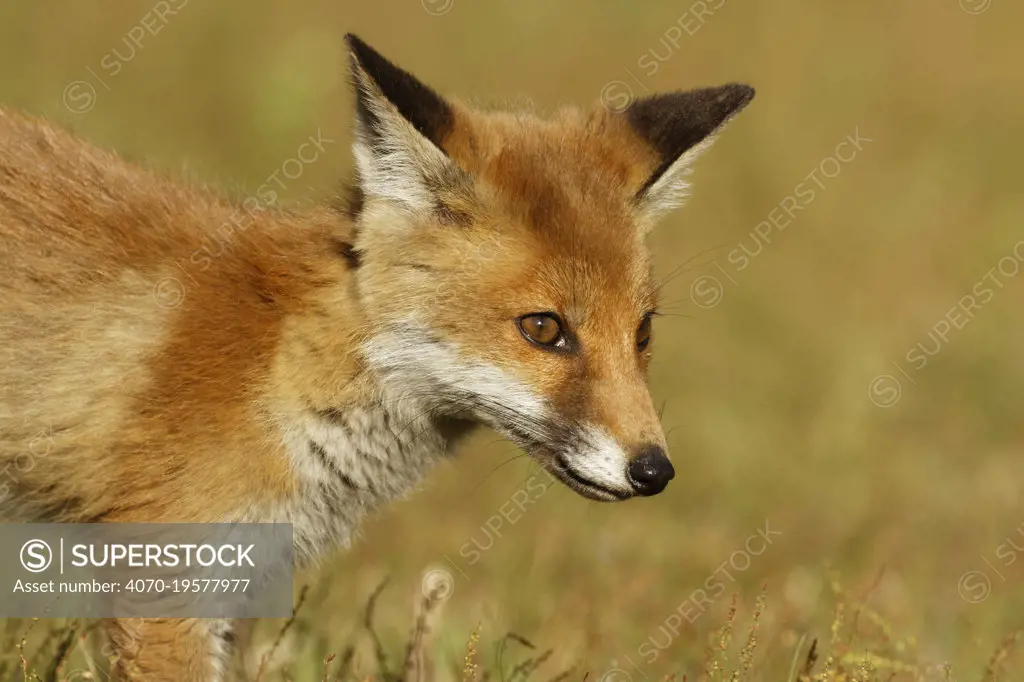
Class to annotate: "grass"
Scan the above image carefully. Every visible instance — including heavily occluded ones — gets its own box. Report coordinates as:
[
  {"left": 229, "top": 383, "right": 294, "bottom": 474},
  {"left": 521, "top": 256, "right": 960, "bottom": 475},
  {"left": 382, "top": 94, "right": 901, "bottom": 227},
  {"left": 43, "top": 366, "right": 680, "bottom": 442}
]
[
  {"left": 2, "top": 0, "right": 1024, "bottom": 679},
  {"left": 5, "top": 573, "right": 1019, "bottom": 680}
]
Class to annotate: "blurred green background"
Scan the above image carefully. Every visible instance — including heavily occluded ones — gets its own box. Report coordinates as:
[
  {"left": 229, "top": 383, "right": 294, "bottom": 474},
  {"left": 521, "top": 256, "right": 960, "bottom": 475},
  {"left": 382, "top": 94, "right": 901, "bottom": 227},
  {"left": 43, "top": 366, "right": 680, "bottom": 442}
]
[{"left": 2, "top": 0, "right": 1024, "bottom": 679}]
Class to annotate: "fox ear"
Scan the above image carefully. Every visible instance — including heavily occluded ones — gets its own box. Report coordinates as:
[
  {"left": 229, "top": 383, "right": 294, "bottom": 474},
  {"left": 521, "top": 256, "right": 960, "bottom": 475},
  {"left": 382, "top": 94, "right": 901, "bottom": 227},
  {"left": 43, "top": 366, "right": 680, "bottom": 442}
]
[
  {"left": 345, "top": 34, "right": 466, "bottom": 214},
  {"left": 623, "top": 84, "right": 754, "bottom": 222}
]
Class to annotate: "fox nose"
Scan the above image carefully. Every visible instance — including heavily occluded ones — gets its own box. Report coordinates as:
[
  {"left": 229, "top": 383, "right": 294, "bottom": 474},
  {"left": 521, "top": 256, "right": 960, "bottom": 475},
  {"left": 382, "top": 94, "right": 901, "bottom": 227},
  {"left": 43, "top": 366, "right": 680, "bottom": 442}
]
[{"left": 627, "top": 446, "right": 675, "bottom": 496}]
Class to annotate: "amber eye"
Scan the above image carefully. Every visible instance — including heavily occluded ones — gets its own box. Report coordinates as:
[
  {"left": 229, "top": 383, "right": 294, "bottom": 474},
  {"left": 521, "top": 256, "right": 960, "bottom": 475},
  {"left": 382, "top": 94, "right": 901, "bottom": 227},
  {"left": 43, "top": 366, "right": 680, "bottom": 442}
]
[
  {"left": 518, "top": 314, "right": 565, "bottom": 348},
  {"left": 637, "top": 315, "right": 653, "bottom": 352}
]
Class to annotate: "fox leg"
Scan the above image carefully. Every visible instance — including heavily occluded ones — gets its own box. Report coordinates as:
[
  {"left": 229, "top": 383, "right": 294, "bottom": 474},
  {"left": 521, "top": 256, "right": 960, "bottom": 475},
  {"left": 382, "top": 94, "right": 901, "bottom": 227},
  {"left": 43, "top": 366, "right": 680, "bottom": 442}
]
[{"left": 107, "top": 617, "right": 234, "bottom": 682}]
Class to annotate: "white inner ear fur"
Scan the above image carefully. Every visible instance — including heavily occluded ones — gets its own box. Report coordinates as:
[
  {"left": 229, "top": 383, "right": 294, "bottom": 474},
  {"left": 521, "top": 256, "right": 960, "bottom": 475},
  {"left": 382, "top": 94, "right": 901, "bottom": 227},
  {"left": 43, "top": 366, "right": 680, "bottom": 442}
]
[
  {"left": 635, "top": 134, "right": 718, "bottom": 231},
  {"left": 351, "top": 77, "right": 456, "bottom": 214}
]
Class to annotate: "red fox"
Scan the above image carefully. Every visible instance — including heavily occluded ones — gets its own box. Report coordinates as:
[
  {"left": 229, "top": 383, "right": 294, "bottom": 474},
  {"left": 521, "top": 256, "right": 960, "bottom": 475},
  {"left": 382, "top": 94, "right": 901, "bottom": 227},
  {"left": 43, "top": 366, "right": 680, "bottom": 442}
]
[{"left": 0, "top": 35, "right": 753, "bottom": 680}]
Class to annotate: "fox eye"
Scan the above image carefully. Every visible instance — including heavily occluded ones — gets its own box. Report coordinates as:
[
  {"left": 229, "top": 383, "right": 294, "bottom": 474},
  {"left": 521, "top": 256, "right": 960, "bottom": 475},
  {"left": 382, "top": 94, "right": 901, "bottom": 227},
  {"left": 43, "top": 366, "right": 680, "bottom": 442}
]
[
  {"left": 637, "top": 315, "right": 653, "bottom": 352},
  {"left": 518, "top": 314, "right": 566, "bottom": 349}
]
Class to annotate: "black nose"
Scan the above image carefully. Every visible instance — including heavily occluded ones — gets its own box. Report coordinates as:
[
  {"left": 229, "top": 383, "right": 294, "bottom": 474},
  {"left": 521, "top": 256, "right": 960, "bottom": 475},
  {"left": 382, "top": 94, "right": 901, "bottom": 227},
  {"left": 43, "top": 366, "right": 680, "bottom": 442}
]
[{"left": 627, "top": 446, "right": 675, "bottom": 496}]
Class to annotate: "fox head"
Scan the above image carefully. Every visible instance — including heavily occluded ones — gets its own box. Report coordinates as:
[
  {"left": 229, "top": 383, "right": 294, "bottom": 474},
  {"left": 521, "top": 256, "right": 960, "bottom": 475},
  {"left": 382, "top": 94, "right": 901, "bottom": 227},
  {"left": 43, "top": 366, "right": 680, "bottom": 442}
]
[{"left": 344, "top": 35, "right": 753, "bottom": 501}]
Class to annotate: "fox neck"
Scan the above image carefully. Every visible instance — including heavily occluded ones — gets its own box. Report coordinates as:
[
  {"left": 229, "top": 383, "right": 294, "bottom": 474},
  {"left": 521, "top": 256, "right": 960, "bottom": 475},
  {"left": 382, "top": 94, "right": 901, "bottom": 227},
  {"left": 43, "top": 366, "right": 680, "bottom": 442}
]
[
  {"left": 268, "top": 398, "right": 456, "bottom": 561},
  {"left": 259, "top": 234, "right": 475, "bottom": 560}
]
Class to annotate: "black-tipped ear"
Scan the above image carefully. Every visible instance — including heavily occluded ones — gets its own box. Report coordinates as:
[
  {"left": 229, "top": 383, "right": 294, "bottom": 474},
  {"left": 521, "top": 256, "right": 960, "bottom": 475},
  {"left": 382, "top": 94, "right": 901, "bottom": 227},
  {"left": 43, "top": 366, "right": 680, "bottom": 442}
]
[
  {"left": 344, "top": 35, "right": 469, "bottom": 217},
  {"left": 345, "top": 34, "right": 453, "bottom": 152},
  {"left": 626, "top": 84, "right": 754, "bottom": 199}
]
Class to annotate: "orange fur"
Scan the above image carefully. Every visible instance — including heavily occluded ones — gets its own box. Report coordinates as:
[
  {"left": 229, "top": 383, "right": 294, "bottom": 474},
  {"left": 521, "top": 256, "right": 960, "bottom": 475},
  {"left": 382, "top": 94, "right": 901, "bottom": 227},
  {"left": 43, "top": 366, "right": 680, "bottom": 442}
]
[{"left": 0, "top": 35, "right": 752, "bottom": 680}]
